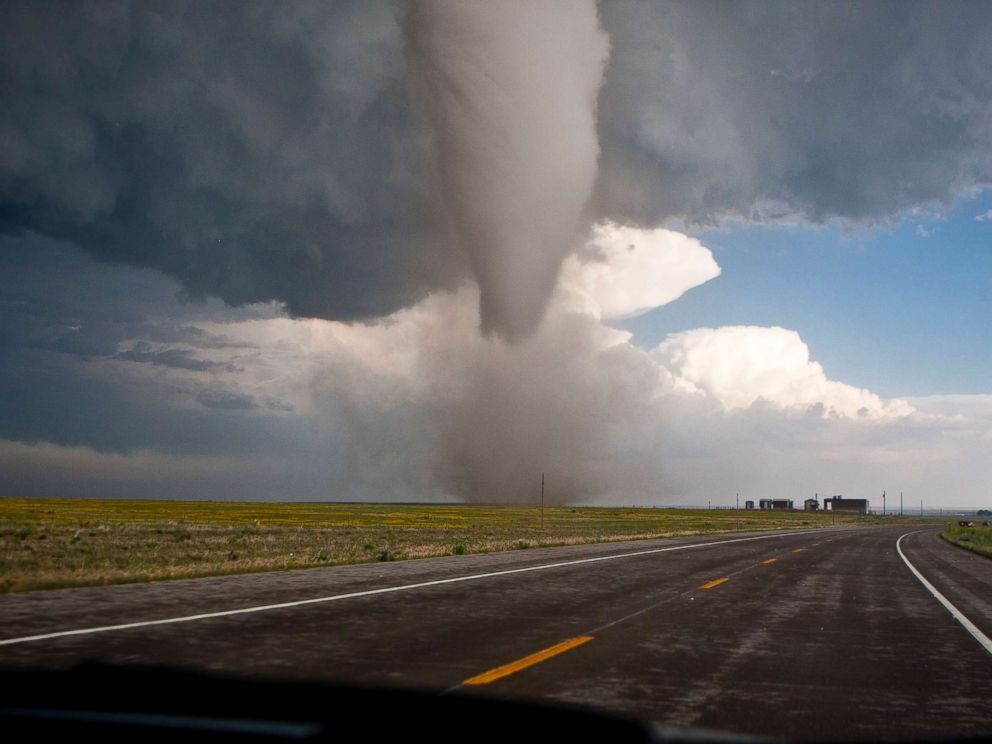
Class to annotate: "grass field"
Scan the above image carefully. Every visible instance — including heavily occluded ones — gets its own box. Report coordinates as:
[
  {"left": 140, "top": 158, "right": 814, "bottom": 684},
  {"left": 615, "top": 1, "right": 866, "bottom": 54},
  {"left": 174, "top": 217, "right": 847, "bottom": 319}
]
[
  {"left": 1, "top": 497, "right": 888, "bottom": 592},
  {"left": 940, "top": 526, "right": 992, "bottom": 559}
]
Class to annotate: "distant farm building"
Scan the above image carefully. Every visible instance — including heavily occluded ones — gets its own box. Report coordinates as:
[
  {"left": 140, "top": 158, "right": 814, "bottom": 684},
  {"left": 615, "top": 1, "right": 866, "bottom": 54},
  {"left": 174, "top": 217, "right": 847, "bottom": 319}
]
[
  {"left": 824, "top": 495, "right": 868, "bottom": 514},
  {"left": 804, "top": 498, "right": 820, "bottom": 511},
  {"left": 745, "top": 500, "right": 755, "bottom": 510},
  {"left": 759, "top": 499, "right": 794, "bottom": 510}
]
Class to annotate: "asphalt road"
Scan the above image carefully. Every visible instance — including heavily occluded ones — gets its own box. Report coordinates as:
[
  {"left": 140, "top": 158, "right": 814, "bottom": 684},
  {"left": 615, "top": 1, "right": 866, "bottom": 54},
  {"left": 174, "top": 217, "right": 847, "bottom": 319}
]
[{"left": 1, "top": 525, "right": 990, "bottom": 740}]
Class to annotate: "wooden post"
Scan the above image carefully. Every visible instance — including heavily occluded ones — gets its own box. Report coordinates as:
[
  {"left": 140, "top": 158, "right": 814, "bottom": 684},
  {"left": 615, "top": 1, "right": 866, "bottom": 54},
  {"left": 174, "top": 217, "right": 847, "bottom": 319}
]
[{"left": 541, "top": 471, "right": 545, "bottom": 529}]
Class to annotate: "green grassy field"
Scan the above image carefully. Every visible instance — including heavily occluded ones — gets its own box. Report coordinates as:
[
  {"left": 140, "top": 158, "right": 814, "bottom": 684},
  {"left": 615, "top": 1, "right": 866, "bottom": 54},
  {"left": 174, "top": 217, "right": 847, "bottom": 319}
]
[
  {"left": 940, "top": 525, "right": 992, "bottom": 559},
  {"left": 1, "top": 497, "right": 887, "bottom": 593}
]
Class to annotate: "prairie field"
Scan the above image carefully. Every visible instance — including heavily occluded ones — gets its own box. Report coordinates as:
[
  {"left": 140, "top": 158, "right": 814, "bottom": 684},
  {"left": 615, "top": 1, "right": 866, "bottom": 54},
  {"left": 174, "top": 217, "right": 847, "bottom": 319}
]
[
  {"left": 941, "top": 525, "right": 992, "bottom": 559},
  {"left": 1, "top": 498, "right": 882, "bottom": 592}
]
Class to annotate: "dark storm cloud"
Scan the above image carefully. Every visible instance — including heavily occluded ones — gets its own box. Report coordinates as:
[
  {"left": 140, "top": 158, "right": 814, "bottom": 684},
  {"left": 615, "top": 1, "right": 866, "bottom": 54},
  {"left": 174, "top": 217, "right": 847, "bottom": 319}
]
[
  {"left": 0, "top": 234, "right": 284, "bottom": 456},
  {"left": 0, "top": 234, "right": 265, "bottom": 359},
  {"left": 1, "top": 344, "right": 268, "bottom": 455},
  {"left": 196, "top": 388, "right": 258, "bottom": 410},
  {"left": 132, "top": 323, "right": 251, "bottom": 349},
  {"left": 116, "top": 342, "right": 234, "bottom": 372},
  {"left": 3, "top": 1, "right": 990, "bottom": 329},
  {"left": 597, "top": 0, "right": 992, "bottom": 225},
  {"left": 0, "top": 0, "right": 460, "bottom": 322}
]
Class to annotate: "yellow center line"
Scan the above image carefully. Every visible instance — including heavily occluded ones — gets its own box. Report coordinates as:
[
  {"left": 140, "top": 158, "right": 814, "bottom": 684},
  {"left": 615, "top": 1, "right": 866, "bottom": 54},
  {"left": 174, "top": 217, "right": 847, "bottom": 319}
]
[
  {"left": 463, "top": 635, "right": 594, "bottom": 686},
  {"left": 700, "top": 577, "right": 729, "bottom": 589},
  {"left": 762, "top": 558, "right": 777, "bottom": 564},
  {"left": 792, "top": 548, "right": 805, "bottom": 553}
]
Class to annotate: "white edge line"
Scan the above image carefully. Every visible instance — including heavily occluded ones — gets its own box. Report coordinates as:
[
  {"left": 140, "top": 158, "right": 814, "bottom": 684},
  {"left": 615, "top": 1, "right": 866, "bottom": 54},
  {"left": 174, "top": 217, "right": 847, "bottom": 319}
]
[
  {"left": 2, "top": 528, "right": 832, "bottom": 647},
  {"left": 896, "top": 531, "right": 992, "bottom": 656}
]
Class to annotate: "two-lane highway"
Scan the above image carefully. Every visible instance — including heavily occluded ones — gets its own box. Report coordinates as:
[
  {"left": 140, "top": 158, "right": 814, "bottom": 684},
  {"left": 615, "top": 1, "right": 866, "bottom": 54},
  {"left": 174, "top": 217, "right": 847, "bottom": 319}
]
[{"left": 1, "top": 526, "right": 989, "bottom": 740}]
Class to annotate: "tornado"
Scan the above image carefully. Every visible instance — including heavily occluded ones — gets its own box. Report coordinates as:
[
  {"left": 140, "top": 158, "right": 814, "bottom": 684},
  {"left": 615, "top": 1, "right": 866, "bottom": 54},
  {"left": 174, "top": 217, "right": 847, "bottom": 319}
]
[{"left": 407, "top": 0, "right": 610, "bottom": 341}]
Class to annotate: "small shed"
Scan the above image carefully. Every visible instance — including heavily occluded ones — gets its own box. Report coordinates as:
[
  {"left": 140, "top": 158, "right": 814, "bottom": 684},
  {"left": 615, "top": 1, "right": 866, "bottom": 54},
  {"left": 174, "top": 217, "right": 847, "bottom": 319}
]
[
  {"left": 759, "top": 499, "right": 794, "bottom": 510},
  {"left": 823, "top": 495, "right": 868, "bottom": 514}
]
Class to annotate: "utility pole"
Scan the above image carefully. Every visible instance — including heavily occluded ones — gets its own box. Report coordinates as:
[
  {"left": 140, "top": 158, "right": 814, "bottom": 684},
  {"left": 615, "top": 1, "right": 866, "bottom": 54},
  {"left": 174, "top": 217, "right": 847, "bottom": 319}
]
[
  {"left": 921, "top": 499, "right": 924, "bottom": 517},
  {"left": 900, "top": 491, "right": 903, "bottom": 516},
  {"left": 540, "top": 471, "right": 545, "bottom": 529},
  {"left": 736, "top": 492, "right": 740, "bottom": 531},
  {"left": 883, "top": 490, "right": 886, "bottom": 516}
]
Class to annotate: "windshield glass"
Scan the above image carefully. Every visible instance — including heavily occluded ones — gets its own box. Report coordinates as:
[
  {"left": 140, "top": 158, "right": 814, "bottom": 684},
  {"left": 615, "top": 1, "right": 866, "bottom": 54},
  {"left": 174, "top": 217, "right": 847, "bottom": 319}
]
[{"left": 1, "top": 1, "right": 990, "bottom": 741}]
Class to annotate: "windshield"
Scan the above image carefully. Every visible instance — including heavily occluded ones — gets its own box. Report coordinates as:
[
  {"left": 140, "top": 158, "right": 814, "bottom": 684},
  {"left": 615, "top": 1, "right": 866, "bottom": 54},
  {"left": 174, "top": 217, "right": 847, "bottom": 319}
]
[{"left": 1, "top": 1, "right": 990, "bottom": 741}]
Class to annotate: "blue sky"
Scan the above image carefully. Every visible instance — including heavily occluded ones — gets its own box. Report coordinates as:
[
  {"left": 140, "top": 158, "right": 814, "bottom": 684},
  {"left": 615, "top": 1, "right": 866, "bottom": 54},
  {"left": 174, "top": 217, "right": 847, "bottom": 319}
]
[{"left": 620, "top": 190, "right": 992, "bottom": 397}]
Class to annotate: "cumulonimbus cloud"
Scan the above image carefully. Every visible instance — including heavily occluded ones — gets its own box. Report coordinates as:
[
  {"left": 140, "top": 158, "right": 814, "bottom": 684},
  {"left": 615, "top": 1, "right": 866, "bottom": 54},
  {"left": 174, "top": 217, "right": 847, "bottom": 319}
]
[
  {"left": 188, "top": 224, "right": 919, "bottom": 503},
  {"left": 1, "top": 225, "right": 985, "bottom": 504},
  {"left": 2, "top": 2, "right": 990, "bottom": 330},
  {"left": 654, "top": 326, "right": 914, "bottom": 419},
  {"left": 2, "top": 3, "right": 990, "bottom": 506}
]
